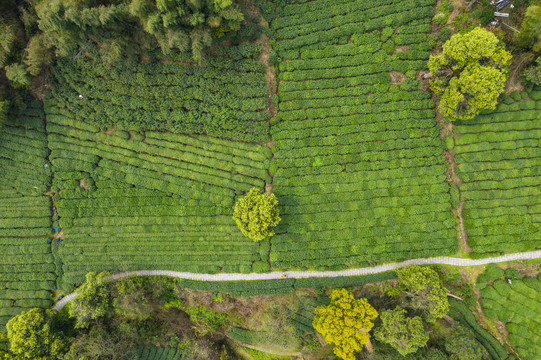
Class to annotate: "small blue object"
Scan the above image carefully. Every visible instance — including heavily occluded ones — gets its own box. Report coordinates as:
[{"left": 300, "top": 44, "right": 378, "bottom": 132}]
[
  {"left": 59, "top": 295, "right": 63, "bottom": 300},
  {"left": 47, "top": 240, "right": 50, "bottom": 245},
  {"left": 58, "top": 239, "right": 63, "bottom": 244},
  {"left": 53, "top": 226, "right": 59, "bottom": 231}
]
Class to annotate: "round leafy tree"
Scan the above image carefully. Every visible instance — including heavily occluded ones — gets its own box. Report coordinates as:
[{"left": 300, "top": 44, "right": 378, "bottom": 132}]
[
  {"left": 233, "top": 187, "right": 280, "bottom": 241},
  {"left": 6, "top": 308, "right": 70, "bottom": 358},
  {"left": 313, "top": 288, "right": 378, "bottom": 360},
  {"left": 428, "top": 27, "right": 512, "bottom": 121},
  {"left": 374, "top": 306, "right": 429, "bottom": 356},
  {"left": 396, "top": 264, "right": 449, "bottom": 322}
]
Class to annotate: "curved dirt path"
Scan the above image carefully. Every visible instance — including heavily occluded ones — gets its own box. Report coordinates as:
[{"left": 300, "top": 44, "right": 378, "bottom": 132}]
[{"left": 53, "top": 250, "right": 541, "bottom": 310}]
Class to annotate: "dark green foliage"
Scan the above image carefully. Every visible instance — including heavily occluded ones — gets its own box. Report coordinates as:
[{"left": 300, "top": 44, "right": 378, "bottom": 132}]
[
  {"left": 444, "top": 324, "right": 485, "bottom": 360},
  {"left": 503, "top": 268, "right": 523, "bottom": 281},
  {"left": 448, "top": 298, "right": 508, "bottom": 360},
  {"left": 522, "top": 57, "right": 541, "bottom": 86},
  {"left": 48, "top": 44, "right": 270, "bottom": 140},
  {"left": 476, "top": 264, "right": 504, "bottom": 290},
  {"left": 438, "top": 27, "right": 451, "bottom": 42},
  {"left": 34, "top": 0, "right": 244, "bottom": 65}
]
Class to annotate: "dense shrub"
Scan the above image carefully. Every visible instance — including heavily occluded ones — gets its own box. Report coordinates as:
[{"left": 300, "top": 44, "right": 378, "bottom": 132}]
[{"left": 233, "top": 188, "right": 280, "bottom": 241}]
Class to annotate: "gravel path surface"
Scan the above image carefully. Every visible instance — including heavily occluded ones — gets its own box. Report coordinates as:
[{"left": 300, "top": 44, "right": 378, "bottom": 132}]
[{"left": 53, "top": 250, "right": 541, "bottom": 310}]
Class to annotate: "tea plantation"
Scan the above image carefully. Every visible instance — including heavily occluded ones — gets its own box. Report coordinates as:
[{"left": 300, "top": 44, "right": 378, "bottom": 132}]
[
  {"left": 452, "top": 90, "right": 541, "bottom": 255},
  {"left": 0, "top": 0, "right": 540, "bottom": 337},
  {"left": 268, "top": 0, "right": 458, "bottom": 268},
  {"left": 480, "top": 276, "right": 541, "bottom": 359},
  {"left": 44, "top": 99, "right": 272, "bottom": 290},
  {"left": 0, "top": 100, "right": 55, "bottom": 331},
  {"left": 49, "top": 45, "right": 270, "bottom": 142}
]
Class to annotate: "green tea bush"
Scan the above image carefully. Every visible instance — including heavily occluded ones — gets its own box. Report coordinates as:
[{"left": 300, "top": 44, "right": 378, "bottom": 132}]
[
  {"left": 42, "top": 109, "right": 273, "bottom": 287},
  {"left": 49, "top": 45, "right": 270, "bottom": 142}
]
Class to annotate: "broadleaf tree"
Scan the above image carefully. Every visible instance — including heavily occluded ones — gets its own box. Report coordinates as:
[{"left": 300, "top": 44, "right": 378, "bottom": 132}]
[
  {"left": 517, "top": 3, "right": 541, "bottom": 52},
  {"left": 395, "top": 264, "right": 449, "bottom": 322},
  {"left": 233, "top": 187, "right": 280, "bottom": 241},
  {"left": 428, "top": 27, "right": 512, "bottom": 121},
  {"left": 6, "top": 308, "right": 70, "bottom": 359},
  {"left": 313, "top": 288, "right": 378, "bottom": 360},
  {"left": 374, "top": 306, "right": 429, "bottom": 356},
  {"left": 69, "top": 271, "right": 112, "bottom": 329}
]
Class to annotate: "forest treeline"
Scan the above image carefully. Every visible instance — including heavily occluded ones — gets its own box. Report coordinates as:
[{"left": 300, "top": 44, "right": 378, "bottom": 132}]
[{"left": 0, "top": 0, "right": 245, "bottom": 125}]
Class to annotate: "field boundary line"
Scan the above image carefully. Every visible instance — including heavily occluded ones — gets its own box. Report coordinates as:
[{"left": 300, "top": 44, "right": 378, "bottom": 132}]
[{"left": 52, "top": 250, "right": 541, "bottom": 310}]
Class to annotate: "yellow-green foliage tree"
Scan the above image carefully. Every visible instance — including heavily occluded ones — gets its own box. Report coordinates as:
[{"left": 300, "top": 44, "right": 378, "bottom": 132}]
[
  {"left": 313, "top": 288, "right": 378, "bottom": 360},
  {"left": 6, "top": 308, "right": 70, "bottom": 359},
  {"left": 428, "top": 27, "right": 512, "bottom": 121},
  {"left": 233, "top": 188, "right": 280, "bottom": 241}
]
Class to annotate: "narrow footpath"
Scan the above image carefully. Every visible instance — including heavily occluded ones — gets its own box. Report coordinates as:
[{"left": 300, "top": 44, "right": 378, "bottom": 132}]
[{"left": 53, "top": 250, "right": 541, "bottom": 310}]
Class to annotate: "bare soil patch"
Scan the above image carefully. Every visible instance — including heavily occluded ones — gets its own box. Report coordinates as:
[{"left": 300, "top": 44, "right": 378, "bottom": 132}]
[
  {"left": 79, "top": 178, "right": 90, "bottom": 191},
  {"left": 389, "top": 71, "right": 407, "bottom": 84},
  {"left": 257, "top": 33, "right": 278, "bottom": 118},
  {"left": 265, "top": 182, "right": 274, "bottom": 195},
  {"left": 393, "top": 45, "right": 409, "bottom": 53},
  {"left": 453, "top": 202, "right": 471, "bottom": 253}
]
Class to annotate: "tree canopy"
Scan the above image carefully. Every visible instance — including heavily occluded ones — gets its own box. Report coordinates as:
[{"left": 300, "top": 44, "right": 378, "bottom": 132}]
[
  {"left": 233, "top": 187, "right": 280, "bottom": 241},
  {"left": 6, "top": 308, "right": 69, "bottom": 359},
  {"left": 517, "top": 3, "right": 541, "bottom": 52},
  {"left": 374, "top": 306, "right": 429, "bottom": 356},
  {"left": 69, "top": 271, "right": 113, "bottom": 329},
  {"left": 428, "top": 27, "right": 512, "bottom": 121},
  {"left": 395, "top": 264, "right": 449, "bottom": 322},
  {"left": 313, "top": 288, "right": 379, "bottom": 360},
  {"left": 35, "top": 0, "right": 244, "bottom": 65}
]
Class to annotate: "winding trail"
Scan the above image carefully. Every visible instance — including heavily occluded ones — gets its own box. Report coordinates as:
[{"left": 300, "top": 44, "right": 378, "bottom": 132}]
[{"left": 53, "top": 250, "right": 541, "bottom": 310}]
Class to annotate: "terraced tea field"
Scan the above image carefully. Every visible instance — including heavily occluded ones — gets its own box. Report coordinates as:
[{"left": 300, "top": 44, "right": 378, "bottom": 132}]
[
  {"left": 0, "top": 0, "right": 540, "bottom": 336},
  {"left": 452, "top": 90, "right": 541, "bottom": 255},
  {"left": 49, "top": 45, "right": 270, "bottom": 142},
  {"left": 268, "top": 0, "right": 458, "bottom": 269},
  {"left": 480, "top": 276, "right": 541, "bottom": 359},
  {"left": 0, "top": 100, "right": 55, "bottom": 331},
  {"left": 45, "top": 98, "right": 272, "bottom": 290}
]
